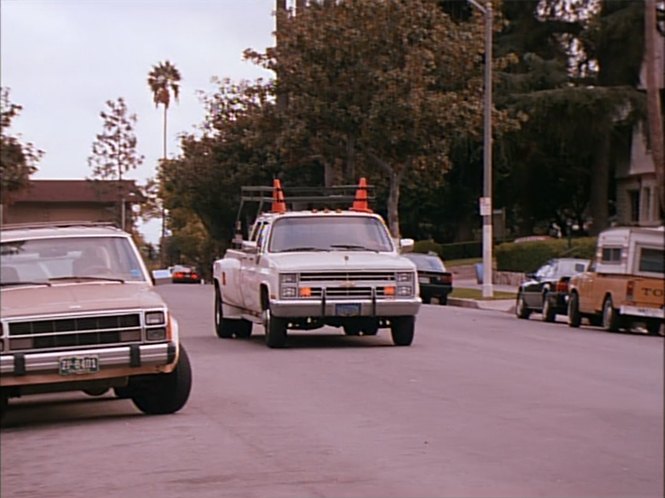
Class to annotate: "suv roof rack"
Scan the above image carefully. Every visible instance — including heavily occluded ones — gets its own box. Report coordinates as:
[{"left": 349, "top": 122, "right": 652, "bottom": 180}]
[{"left": 1, "top": 221, "right": 120, "bottom": 231}]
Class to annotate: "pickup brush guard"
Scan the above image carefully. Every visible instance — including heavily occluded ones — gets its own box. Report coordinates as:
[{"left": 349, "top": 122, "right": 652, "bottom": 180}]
[{"left": 213, "top": 178, "right": 421, "bottom": 348}]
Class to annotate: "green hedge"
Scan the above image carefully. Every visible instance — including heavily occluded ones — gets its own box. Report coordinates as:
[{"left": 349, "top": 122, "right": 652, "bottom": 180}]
[
  {"left": 494, "top": 237, "right": 597, "bottom": 272},
  {"left": 414, "top": 237, "right": 597, "bottom": 272}
]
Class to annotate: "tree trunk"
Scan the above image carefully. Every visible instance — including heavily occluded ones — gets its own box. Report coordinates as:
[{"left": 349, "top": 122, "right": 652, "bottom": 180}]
[
  {"left": 588, "top": 131, "right": 611, "bottom": 235},
  {"left": 386, "top": 169, "right": 403, "bottom": 238},
  {"left": 645, "top": 0, "right": 665, "bottom": 217}
]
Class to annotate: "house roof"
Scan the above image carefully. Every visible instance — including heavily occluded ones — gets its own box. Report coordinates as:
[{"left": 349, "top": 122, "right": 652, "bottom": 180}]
[{"left": 9, "top": 180, "right": 144, "bottom": 204}]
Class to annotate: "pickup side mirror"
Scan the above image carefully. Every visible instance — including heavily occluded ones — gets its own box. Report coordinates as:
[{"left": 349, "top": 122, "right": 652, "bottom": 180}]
[
  {"left": 241, "top": 240, "right": 258, "bottom": 254},
  {"left": 399, "top": 238, "right": 415, "bottom": 253}
]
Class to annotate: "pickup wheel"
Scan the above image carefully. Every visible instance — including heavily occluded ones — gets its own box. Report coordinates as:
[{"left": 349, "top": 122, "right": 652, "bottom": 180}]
[
  {"left": 264, "top": 308, "right": 287, "bottom": 348},
  {"left": 602, "top": 297, "right": 621, "bottom": 332},
  {"left": 646, "top": 320, "right": 663, "bottom": 336},
  {"left": 390, "top": 316, "right": 414, "bottom": 346},
  {"left": 214, "top": 286, "right": 234, "bottom": 338},
  {"left": 542, "top": 294, "right": 556, "bottom": 322},
  {"left": 567, "top": 292, "right": 581, "bottom": 328},
  {"left": 215, "top": 286, "right": 253, "bottom": 339},
  {"left": 516, "top": 292, "right": 531, "bottom": 319},
  {"left": 130, "top": 345, "right": 192, "bottom": 415}
]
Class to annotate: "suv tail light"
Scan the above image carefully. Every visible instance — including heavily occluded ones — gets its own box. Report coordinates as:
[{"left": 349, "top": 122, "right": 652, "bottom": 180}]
[{"left": 555, "top": 279, "right": 569, "bottom": 293}]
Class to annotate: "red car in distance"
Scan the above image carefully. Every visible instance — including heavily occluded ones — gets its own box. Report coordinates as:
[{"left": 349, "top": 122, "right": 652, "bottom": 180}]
[{"left": 171, "top": 265, "right": 202, "bottom": 284}]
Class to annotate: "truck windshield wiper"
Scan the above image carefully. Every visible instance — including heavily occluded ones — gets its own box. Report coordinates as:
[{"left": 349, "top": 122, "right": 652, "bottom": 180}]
[
  {"left": 279, "top": 247, "right": 325, "bottom": 253},
  {"left": 330, "top": 244, "right": 377, "bottom": 252},
  {"left": 1, "top": 281, "right": 52, "bottom": 287},
  {"left": 49, "top": 276, "right": 126, "bottom": 283}
]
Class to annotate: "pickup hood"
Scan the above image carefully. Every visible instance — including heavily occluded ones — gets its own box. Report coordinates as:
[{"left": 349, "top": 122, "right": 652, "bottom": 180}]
[
  {"left": 267, "top": 252, "right": 416, "bottom": 272},
  {"left": 1, "top": 283, "right": 166, "bottom": 319}
]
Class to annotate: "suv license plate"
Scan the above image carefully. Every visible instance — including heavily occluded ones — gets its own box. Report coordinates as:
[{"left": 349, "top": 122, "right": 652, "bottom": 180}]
[
  {"left": 336, "top": 303, "right": 361, "bottom": 317},
  {"left": 59, "top": 356, "right": 100, "bottom": 375}
]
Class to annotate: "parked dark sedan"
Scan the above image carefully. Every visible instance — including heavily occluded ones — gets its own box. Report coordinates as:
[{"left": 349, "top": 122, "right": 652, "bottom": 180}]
[
  {"left": 171, "top": 265, "right": 202, "bottom": 284},
  {"left": 404, "top": 252, "right": 453, "bottom": 305},
  {"left": 515, "top": 258, "right": 590, "bottom": 322}
]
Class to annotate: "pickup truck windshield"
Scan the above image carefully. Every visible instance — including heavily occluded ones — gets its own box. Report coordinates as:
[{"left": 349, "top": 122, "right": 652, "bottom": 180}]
[{"left": 269, "top": 216, "right": 394, "bottom": 253}]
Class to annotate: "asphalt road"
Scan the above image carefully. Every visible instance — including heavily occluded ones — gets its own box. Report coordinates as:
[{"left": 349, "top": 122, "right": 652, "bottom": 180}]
[{"left": 1, "top": 283, "right": 663, "bottom": 498}]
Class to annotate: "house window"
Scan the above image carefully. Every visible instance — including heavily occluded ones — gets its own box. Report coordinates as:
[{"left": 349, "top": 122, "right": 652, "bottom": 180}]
[
  {"left": 643, "top": 187, "right": 651, "bottom": 222},
  {"left": 628, "top": 190, "right": 640, "bottom": 223}
]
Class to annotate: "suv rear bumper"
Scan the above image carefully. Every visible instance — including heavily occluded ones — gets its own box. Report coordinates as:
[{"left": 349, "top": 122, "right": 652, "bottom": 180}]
[
  {"left": 0, "top": 342, "right": 177, "bottom": 387},
  {"left": 271, "top": 298, "right": 421, "bottom": 318}
]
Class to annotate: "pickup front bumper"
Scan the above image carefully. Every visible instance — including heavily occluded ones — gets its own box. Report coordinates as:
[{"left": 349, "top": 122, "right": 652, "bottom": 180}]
[{"left": 270, "top": 297, "right": 421, "bottom": 318}]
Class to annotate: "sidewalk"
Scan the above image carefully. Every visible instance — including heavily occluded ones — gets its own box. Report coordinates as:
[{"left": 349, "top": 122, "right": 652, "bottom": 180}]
[{"left": 447, "top": 276, "right": 517, "bottom": 314}]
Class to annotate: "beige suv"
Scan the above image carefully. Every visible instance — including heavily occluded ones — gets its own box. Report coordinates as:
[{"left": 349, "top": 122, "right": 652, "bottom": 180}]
[{"left": 0, "top": 222, "right": 192, "bottom": 417}]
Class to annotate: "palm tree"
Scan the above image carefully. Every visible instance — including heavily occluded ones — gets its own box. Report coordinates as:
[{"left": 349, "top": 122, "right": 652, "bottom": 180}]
[
  {"left": 147, "top": 60, "right": 181, "bottom": 263},
  {"left": 147, "top": 60, "right": 181, "bottom": 159}
]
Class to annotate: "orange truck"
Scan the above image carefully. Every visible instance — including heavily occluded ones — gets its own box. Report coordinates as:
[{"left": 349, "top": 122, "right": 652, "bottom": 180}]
[{"left": 567, "top": 226, "right": 664, "bottom": 335}]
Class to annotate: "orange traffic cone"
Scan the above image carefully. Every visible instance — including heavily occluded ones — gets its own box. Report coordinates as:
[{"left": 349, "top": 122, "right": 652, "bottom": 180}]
[
  {"left": 351, "top": 177, "right": 372, "bottom": 212},
  {"left": 272, "top": 179, "right": 286, "bottom": 213}
]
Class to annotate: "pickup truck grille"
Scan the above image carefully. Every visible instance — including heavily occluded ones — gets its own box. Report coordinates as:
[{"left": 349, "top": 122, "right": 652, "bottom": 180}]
[
  {"left": 309, "top": 287, "right": 388, "bottom": 299},
  {"left": 4, "top": 313, "right": 143, "bottom": 352},
  {"left": 300, "top": 271, "right": 395, "bottom": 282},
  {"left": 296, "top": 271, "right": 399, "bottom": 300}
]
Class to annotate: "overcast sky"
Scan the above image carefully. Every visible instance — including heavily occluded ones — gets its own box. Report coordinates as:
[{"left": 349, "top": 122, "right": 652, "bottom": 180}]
[{"left": 1, "top": 0, "right": 279, "bottom": 242}]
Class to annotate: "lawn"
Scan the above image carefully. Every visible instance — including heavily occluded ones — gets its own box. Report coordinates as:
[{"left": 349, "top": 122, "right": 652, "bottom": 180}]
[{"left": 450, "top": 287, "right": 516, "bottom": 300}]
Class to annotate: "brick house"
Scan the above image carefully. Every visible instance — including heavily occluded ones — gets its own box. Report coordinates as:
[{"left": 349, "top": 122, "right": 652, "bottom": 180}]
[{"left": 0, "top": 179, "right": 144, "bottom": 230}]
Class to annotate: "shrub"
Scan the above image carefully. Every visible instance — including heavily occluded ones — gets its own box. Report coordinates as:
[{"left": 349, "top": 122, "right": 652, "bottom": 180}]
[{"left": 495, "top": 237, "right": 597, "bottom": 272}]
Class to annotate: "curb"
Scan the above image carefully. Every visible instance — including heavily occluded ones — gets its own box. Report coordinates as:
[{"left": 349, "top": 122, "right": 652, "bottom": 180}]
[{"left": 448, "top": 297, "right": 515, "bottom": 314}]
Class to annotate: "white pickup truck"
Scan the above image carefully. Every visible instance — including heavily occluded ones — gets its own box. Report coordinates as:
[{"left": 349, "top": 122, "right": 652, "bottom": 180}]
[{"left": 212, "top": 180, "right": 421, "bottom": 348}]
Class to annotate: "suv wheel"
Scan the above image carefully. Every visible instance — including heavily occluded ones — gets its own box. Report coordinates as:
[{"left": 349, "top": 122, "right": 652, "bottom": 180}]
[
  {"left": 130, "top": 345, "right": 192, "bottom": 415},
  {"left": 542, "top": 294, "right": 556, "bottom": 322},
  {"left": 516, "top": 292, "right": 531, "bottom": 319},
  {"left": 390, "top": 316, "right": 414, "bottom": 346}
]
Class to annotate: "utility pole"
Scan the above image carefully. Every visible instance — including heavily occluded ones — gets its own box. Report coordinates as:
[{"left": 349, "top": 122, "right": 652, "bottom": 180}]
[{"left": 468, "top": 0, "right": 494, "bottom": 298}]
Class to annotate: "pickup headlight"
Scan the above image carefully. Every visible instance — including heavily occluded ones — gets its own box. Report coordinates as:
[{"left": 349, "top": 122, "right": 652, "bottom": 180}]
[
  {"left": 396, "top": 271, "right": 415, "bottom": 297},
  {"left": 280, "top": 273, "right": 299, "bottom": 299},
  {"left": 145, "top": 311, "right": 166, "bottom": 325}
]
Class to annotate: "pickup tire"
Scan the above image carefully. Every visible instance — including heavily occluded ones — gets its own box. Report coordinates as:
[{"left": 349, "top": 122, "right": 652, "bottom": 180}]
[
  {"left": 646, "top": 320, "right": 663, "bottom": 336},
  {"left": 602, "top": 297, "right": 621, "bottom": 332},
  {"left": 390, "top": 316, "right": 414, "bottom": 346},
  {"left": 567, "top": 292, "right": 581, "bottom": 328},
  {"left": 130, "top": 345, "right": 192, "bottom": 415},
  {"left": 214, "top": 286, "right": 252, "bottom": 338},
  {"left": 264, "top": 307, "right": 287, "bottom": 348},
  {"left": 516, "top": 292, "right": 531, "bottom": 319}
]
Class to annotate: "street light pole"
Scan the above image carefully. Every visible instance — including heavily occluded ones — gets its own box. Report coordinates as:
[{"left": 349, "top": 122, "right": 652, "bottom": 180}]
[{"left": 468, "top": 0, "right": 493, "bottom": 298}]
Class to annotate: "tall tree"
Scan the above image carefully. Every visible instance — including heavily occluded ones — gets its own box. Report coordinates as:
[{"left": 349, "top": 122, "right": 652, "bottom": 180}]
[
  {"left": 0, "top": 87, "right": 42, "bottom": 202},
  {"left": 87, "top": 97, "right": 144, "bottom": 229},
  {"left": 147, "top": 60, "right": 181, "bottom": 159},
  {"left": 88, "top": 97, "right": 144, "bottom": 181},
  {"left": 148, "top": 60, "right": 181, "bottom": 256},
  {"left": 251, "top": 0, "right": 502, "bottom": 237}
]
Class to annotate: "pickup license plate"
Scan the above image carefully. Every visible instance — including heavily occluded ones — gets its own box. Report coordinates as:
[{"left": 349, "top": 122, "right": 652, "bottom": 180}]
[
  {"left": 59, "top": 356, "right": 100, "bottom": 375},
  {"left": 336, "top": 303, "right": 361, "bottom": 317},
  {"left": 418, "top": 277, "right": 429, "bottom": 284}
]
